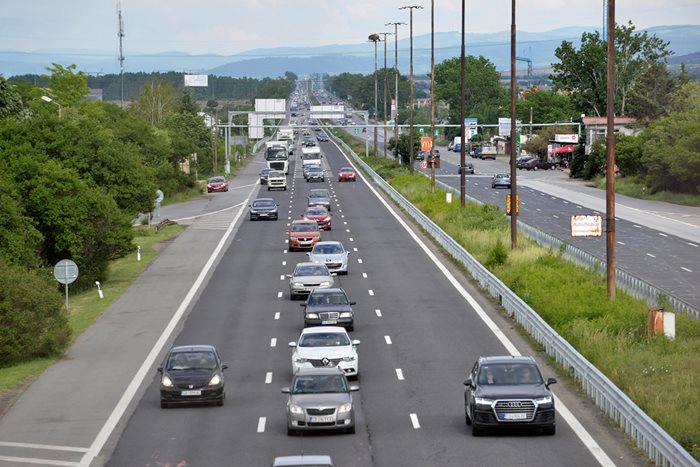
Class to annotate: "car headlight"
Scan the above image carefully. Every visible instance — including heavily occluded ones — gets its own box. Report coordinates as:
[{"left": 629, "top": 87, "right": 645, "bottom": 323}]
[
  {"left": 288, "top": 404, "right": 304, "bottom": 415},
  {"left": 341, "top": 356, "right": 355, "bottom": 362},
  {"left": 161, "top": 375, "right": 173, "bottom": 388},
  {"left": 291, "top": 282, "right": 303, "bottom": 289},
  {"left": 306, "top": 313, "right": 319, "bottom": 319},
  {"left": 339, "top": 312, "right": 353, "bottom": 318},
  {"left": 323, "top": 217, "right": 331, "bottom": 222},
  {"left": 535, "top": 396, "right": 553, "bottom": 408},
  {"left": 474, "top": 397, "right": 494, "bottom": 408},
  {"left": 338, "top": 403, "right": 352, "bottom": 414},
  {"left": 208, "top": 374, "right": 222, "bottom": 386},
  {"left": 319, "top": 281, "right": 331, "bottom": 287}
]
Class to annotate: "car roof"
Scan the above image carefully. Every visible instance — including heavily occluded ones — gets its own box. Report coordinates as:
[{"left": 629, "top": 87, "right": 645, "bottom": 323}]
[
  {"left": 314, "top": 241, "right": 341, "bottom": 246},
  {"left": 293, "top": 367, "right": 345, "bottom": 376},
  {"left": 478, "top": 355, "right": 537, "bottom": 365},
  {"left": 292, "top": 219, "right": 317, "bottom": 225},
  {"left": 253, "top": 198, "right": 276, "bottom": 203},
  {"left": 295, "top": 262, "right": 326, "bottom": 268},
  {"left": 309, "top": 288, "right": 346, "bottom": 295},
  {"left": 272, "top": 455, "right": 334, "bottom": 466},
  {"left": 170, "top": 344, "right": 217, "bottom": 353}
]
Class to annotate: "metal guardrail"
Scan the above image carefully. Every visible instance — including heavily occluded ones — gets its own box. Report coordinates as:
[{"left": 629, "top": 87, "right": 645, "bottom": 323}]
[
  {"left": 252, "top": 136, "right": 270, "bottom": 154},
  {"left": 330, "top": 131, "right": 698, "bottom": 467}
]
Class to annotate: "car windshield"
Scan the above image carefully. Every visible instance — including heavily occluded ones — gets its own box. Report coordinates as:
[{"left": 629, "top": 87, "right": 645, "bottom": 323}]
[
  {"left": 292, "top": 223, "right": 318, "bottom": 232},
  {"left": 292, "top": 375, "right": 348, "bottom": 394},
  {"left": 312, "top": 244, "right": 343, "bottom": 255},
  {"left": 306, "top": 208, "right": 328, "bottom": 216},
  {"left": 209, "top": 177, "right": 224, "bottom": 183},
  {"left": 260, "top": 169, "right": 270, "bottom": 175},
  {"left": 253, "top": 200, "right": 275, "bottom": 208},
  {"left": 478, "top": 364, "right": 543, "bottom": 386},
  {"left": 309, "top": 191, "right": 329, "bottom": 199},
  {"left": 295, "top": 265, "right": 329, "bottom": 277},
  {"left": 340, "top": 167, "right": 354, "bottom": 172},
  {"left": 299, "top": 332, "right": 350, "bottom": 347},
  {"left": 167, "top": 351, "right": 217, "bottom": 371},
  {"left": 307, "top": 167, "right": 322, "bottom": 173},
  {"left": 307, "top": 292, "right": 348, "bottom": 306}
]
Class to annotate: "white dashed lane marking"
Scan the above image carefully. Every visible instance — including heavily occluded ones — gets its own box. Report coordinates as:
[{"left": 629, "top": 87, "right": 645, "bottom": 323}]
[
  {"left": 277, "top": 292, "right": 283, "bottom": 299},
  {"left": 280, "top": 275, "right": 285, "bottom": 280},
  {"left": 410, "top": 413, "right": 421, "bottom": 429},
  {"left": 384, "top": 335, "right": 392, "bottom": 345},
  {"left": 681, "top": 267, "right": 693, "bottom": 272},
  {"left": 257, "top": 417, "right": 266, "bottom": 433},
  {"left": 274, "top": 312, "right": 280, "bottom": 320},
  {"left": 270, "top": 338, "right": 277, "bottom": 347},
  {"left": 368, "top": 289, "right": 374, "bottom": 296},
  {"left": 362, "top": 273, "right": 368, "bottom": 279},
  {"left": 265, "top": 372, "right": 272, "bottom": 384},
  {"left": 375, "top": 309, "right": 382, "bottom": 317},
  {"left": 646, "top": 253, "right": 656, "bottom": 258},
  {"left": 396, "top": 368, "right": 404, "bottom": 380}
]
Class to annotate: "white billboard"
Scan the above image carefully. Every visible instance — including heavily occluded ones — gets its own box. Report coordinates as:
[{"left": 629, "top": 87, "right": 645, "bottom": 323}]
[
  {"left": 555, "top": 134, "right": 579, "bottom": 143},
  {"left": 310, "top": 105, "right": 345, "bottom": 120},
  {"left": 571, "top": 215, "right": 603, "bottom": 237},
  {"left": 184, "top": 74, "right": 208, "bottom": 87},
  {"left": 498, "top": 117, "right": 522, "bottom": 137},
  {"left": 255, "top": 99, "right": 286, "bottom": 113}
]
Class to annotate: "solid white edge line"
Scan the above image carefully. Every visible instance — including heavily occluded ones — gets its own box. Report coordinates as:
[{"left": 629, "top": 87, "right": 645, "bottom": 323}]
[
  {"left": 173, "top": 200, "right": 246, "bottom": 222},
  {"left": 0, "top": 456, "right": 79, "bottom": 466},
  {"left": 333, "top": 138, "right": 615, "bottom": 467},
  {"left": 0, "top": 441, "right": 88, "bottom": 452},
  {"left": 409, "top": 413, "right": 421, "bottom": 429},
  {"left": 257, "top": 417, "right": 266, "bottom": 433},
  {"left": 78, "top": 186, "right": 256, "bottom": 467}
]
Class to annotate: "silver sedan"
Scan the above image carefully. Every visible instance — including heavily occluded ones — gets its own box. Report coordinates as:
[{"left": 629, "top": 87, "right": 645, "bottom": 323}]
[
  {"left": 287, "top": 262, "right": 335, "bottom": 300},
  {"left": 307, "top": 241, "right": 349, "bottom": 275}
]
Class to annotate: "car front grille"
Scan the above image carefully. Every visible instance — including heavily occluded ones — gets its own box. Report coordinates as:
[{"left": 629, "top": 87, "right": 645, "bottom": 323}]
[
  {"left": 303, "top": 283, "right": 321, "bottom": 287},
  {"left": 319, "top": 312, "right": 340, "bottom": 320},
  {"left": 493, "top": 400, "right": 536, "bottom": 422},
  {"left": 324, "top": 262, "right": 342, "bottom": 269},
  {"left": 309, "top": 357, "right": 342, "bottom": 368},
  {"left": 307, "top": 408, "right": 336, "bottom": 416}
]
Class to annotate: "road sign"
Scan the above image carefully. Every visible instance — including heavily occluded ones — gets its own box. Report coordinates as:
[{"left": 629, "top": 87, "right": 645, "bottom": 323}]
[
  {"left": 354, "top": 128, "right": 360, "bottom": 135},
  {"left": 421, "top": 136, "right": 432, "bottom": 152},
  {"left": 419, "top": 160, "right": 428, "bottom": 170},
  {"left": 571, "top": 215, "right": 602, "bottom": 237},
  {"left": 54, "top": 259, "right": 79, "bottom": 284},
  {"left": 506, "top": 194, "right": 520, "bottom": 216},
  {"left": 419, "top": 128, "right": 424, "bottom": 134}
]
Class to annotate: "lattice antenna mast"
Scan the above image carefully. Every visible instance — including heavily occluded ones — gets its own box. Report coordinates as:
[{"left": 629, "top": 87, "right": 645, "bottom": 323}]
[{"left": 117, "top": 2, "right": 125, "bottom": 107}]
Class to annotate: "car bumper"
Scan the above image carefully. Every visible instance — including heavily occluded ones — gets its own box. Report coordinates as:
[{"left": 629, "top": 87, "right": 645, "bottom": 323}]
[
  {"left": 338, "top": 176, "right": 356, "bottom": 181},
  {"left": 208, "top": 186, "right": 227, "bottom": 192},
  {"left": 307, "top": 176, "right": 324, "bottom": 182},
  {"left": 250, "top": 211, "right": 278, "bottom": 220},
  {"left": 290, "top": 283, "right": 332, "bottom": 297},
  {"left": 303, "top": 316, "right": 354, "bottom": 330},
  {"left": 472, "top": 407, "right": 555, "bottom": 429},
  {"left": 287, "top": 412, "right": 355, "bottom": 432},
  {"left": 160, "top": 386, "right": 224, "bottom": 404},
  {"left": 289, "top": 238, "right": 319, "bottom": 250},
  {"left": 292, "top": 360, "right": 358, "bottom": 377}
]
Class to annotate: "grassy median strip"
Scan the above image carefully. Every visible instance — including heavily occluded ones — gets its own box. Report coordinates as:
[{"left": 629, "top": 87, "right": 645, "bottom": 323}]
[
  {"left": 0, "top": 225, "right": 182, "bottom": 398},
  {"left": 337, "top": 130, "right": 700, "bottom": 459}
]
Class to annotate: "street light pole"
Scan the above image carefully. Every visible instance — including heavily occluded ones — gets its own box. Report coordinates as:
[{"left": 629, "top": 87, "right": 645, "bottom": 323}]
[
  {"left": 459, "top": 0, "right": 466, "bottom": 207},
  {"left": 399, "top": 5, "right": 424, "bottom": 176},
  {"left": 41, "top": 95, "right": 62, "bottom": 118},
  {"left": 606, "top": 0, "right": 617, "bottom": 300},
  {"left": 386, "top": 21, "right": 406, "bottom": 167},
  {"left": 368, "top": 34, "right": 381, "bottom": 159},
  {"left": 380, "top": 32, "right": 394, "bottom": 159},
  {"left": 430, "top": 0, "right": 436, "bottom": 192},
  {"left": 509, "top": 0, "right": 518, "bottom": 249}
]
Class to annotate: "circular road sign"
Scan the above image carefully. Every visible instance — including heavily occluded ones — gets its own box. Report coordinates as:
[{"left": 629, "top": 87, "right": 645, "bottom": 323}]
[
  {"left": 54, "top": 259, "right": 79, "bottom": 285},
  {"left": 419, "top": 160, "right": 428, "bottom": 170}
]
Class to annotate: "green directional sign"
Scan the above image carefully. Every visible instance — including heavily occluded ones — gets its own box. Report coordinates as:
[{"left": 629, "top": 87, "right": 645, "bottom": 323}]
[
  {"left": 434, "top": 129, "right": 440, "bottom": 136},
  {"left": 354, "top": 128, "right": 360, "bottom": 135},
  {"left": 419, "top": 128, "right": 424, "bottom": 134},
  {"left": 516, "top": 131, "right": 521, "bottom": 153}
]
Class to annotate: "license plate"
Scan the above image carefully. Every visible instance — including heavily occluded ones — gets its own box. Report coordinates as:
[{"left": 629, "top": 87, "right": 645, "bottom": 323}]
[
  {"left": 309, "top": 415, "right": 335, "bottom": 423},
  {"left": 321, "top": 320, "right": 337, "bottom": 325},
  {"left": 502, "top": 413, "right": 528, "bottom": 420},
  {"left": 181, "top": 390, "right": 202, "bottom": 396}
]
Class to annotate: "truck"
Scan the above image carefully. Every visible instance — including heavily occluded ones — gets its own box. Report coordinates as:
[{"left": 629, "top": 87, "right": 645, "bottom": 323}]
[
  {"left": 265, "top": 146, "right": 289, "bottom": 174},
  {"left": 301, "top": 146, "right": 322, "bottom": 168},
  {"left": 278, "top": 127, "right": 294, "bottom": 142},
  {"left": 266, "top": 140, "right": 292, "bottom": 156},
  {"left": 479, "top": 144, "right": 497, "bottom": 160}
]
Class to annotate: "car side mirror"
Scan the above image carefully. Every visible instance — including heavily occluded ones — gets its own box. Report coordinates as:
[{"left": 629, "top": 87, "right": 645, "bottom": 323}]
[
  {"left": 352, "top": 339, "right": 360, "bottom": 346},
  {"left": 331, "top": 273, "right": 337, "bottom": 277},
  {"left": 221, "top": 364, "right": 229, "bottom": 370},
  {"left": 349, "top": 384, "right": 359, "bottom": 392},
  {"left": 286, "top": 274, "right": 293, "bottom": 278},
  {"left": 281, "top": 387, "right": 291, "bottom": 394},
  {"left": 288, "top": 342, "right": 297, "bottom": 348},
  {"left": 546, "top": 377, "right": 557, "bottom": 387},
  {"left": 464, "top": 377, "right": 474, "bottom": 388},
  {"left": 349, "top": 301, "right": 357, "bottom": 306},
  {"left": 157, "top": 367, "right": 163, "bottom": 373}
]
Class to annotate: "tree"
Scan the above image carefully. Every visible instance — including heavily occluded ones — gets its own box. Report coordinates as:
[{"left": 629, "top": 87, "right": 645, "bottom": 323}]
[
  {"left": 41, "top": 63, "right": 90, "bottom": 107},
  {"left": 388, "top": 132, "right": 420, "bottom": 165},
  {"left": 0, "top": 76, "right": 26, "bottom": 119},
  {"left": 516, "top": 88, "right": 575, "bottom": 125},
  {"left": 434, "top": 55, "right": 506, "bottom": 127},
  {"left": 522, "top": 125, "right": 575, "bottom": 158},
  {"left": 130, "top": 80, "right": 176, "bottom": 125},
  {"left": 0, "top": 173, "right": 43, "bottom": 268},
  {"left": 626, "top": 62, "right": 677, "bottom": 124},
  {"left": 551, "top": 22, "right": 671, "bottom": 117}
]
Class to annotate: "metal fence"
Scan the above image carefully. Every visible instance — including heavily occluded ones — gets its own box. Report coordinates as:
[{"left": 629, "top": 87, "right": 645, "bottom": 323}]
[{"left": 330, "top": 132, "right": 698, "bottom": 467}]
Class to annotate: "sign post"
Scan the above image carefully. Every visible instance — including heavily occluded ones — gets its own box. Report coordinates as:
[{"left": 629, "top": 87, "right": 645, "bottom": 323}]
[{"left": 54, "top": 259, "right": 79, "bottom": 311}]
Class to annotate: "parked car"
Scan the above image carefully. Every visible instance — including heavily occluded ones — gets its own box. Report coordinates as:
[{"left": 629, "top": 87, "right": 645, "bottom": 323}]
[
  {"left": 158, "top": 345, "right": 227, "bottom": 408},
  {"left": 282, "top": 367, "right": 359, "bottom": 435},
  {"left": 302, "top": 207, "right": 332, "bottom": 231},
  {"left": 259, "top": 168, "right": 271, "bottom": 185},
  {"left": 458, "top": 161, "right": 475, "bottom": 175},
  {"left": 288, "top": 220, "right": 322, "bottom": 251},
  {"left": 307, "top": 189, "right": 332, "bottom": 211},
  {"left": 289, "top": 326, "right": 359, "bottom": 377},
  {"left": 249, "top": 198, "right": 279, "bottom": 221},
  {"left": 447, "top": 141, "right": 455, "bottom": 151},
  {"left": 337, "top": 167, "right": 357, "bottom": 182},
  {"left": 491, "top": 173, "right": 511, "bottom": 189},
  {"left": 523, "top": 159, "right": 556, "bottom": 170},
  {"left": 516, "top": 156, "right": 534, "bottom": 170},
  {"left": 271, "top": 455, "right": 335, "bottom": 467},
  {"left": 301, "top": 288, "right": 355, "bottom": 331},
  {"left": 207, "top": 176, "right": 228, "bottom": 193},
  {"left": 308, "top": 241, "right": 349, "bottom": 275},
  {"left": 287, "top": 262, "right": 335, "bottom": 300},
  {"left": 305, "top": 166, "right": 325, "bottom": 183},
  {"left": 463, "top": 355, "right": 557, "bottom": 436}
]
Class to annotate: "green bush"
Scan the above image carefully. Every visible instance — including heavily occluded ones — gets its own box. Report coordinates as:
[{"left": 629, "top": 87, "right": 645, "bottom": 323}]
[{"left": 0, "top": 259, "right": 70, "bottom": 367}]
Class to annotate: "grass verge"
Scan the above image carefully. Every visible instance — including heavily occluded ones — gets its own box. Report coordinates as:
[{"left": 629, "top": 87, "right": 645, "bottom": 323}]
[
  {"left": 595, "top": 176, "right": 700, "bottom": 207},
  {"left": 354, "top": 148, "right": 700, "bottom": 460},
  {"left": 0, "top": 224, "right": 183, "bottom": 400}
]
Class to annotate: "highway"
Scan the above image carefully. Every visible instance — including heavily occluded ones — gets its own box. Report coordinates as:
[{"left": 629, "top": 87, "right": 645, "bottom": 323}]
[{"left": 104, "top": 134, "right": 639, "bottom": 466}]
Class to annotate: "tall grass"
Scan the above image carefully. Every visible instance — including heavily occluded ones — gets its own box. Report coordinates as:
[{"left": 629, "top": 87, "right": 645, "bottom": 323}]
[{"left": 363, "top": 157, "right": 700, "bottom": 460}]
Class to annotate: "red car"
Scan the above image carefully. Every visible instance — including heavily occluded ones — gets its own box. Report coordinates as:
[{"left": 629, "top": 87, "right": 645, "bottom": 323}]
[
  {"left": 337, "top": 167, "right": 357, "bottom": 182},
  {"left": 302, "top": 206, "right": 332, "bottom": 231},
  {"left": 207, "top": 176, "right": 229, "bottom": 193}
]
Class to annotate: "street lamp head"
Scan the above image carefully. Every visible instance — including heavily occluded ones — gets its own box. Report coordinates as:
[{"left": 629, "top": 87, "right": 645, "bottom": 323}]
[
  {"left": 41, "top": 95, "right": 53, "bottom": 103},
  {"left": 368, "top": 33, "right": 380, "bottom": 42},
  {"left": 399, "top": 5, "right": 424, "bottom": 10}
]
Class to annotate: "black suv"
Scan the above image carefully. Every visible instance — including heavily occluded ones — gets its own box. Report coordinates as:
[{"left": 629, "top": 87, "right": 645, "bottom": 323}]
[
  {"left": 463, "top": 355, "right": 556, "bottom": 436},
  {"left": 301, "top": 288, "right": 355, "bottom": 331}
]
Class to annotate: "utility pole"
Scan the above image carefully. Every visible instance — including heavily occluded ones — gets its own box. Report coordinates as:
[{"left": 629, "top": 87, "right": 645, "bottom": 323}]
[
  {"left": 459, "top": 0, "right": 466, "bottom": 207},
  {"left": 399, "top": 5, "right": 424, "bottom": 175},
  {"left": 117, "top": 3, "right": 125, "bottom": 107},
  {"left": 368, "top": 34, "right": 381, "bottom": 159},
  {"left": 380, "top": 32, "right": 393, "bottom": 159},
  {"left": 430, "top": 0, "right": 436, "bottom": 192},
  {"left": 386, "top": 21, "right": 406, "bottom": 167},
  {"left": 606, "top": 0, "right": 616, "bottom": 300},
  {"left": 509, "top": 0, "right": 518, "bottom": 249}
]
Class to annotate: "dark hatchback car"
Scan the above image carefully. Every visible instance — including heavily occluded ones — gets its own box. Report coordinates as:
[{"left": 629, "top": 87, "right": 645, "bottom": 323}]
[
  {"left": 301, "top": 288, "right": 355, "bottom": 331},
  {"left": 260, "top": 168, "right": 272, "bottom": 185},
  {"left": 249, "top": 198, "right": 279, "bottom": 221},
  {"left": 463, "top": 355, "right": 557, "bottom": 436},
  {"left": 523, "top": 158, "right": 556, "bottom": 170},
  {"left": 458, "top": 161, "right": 474, "bottom": 175},
  {"left": 158, "top": 345, "right": 227, "bottom": 408}
]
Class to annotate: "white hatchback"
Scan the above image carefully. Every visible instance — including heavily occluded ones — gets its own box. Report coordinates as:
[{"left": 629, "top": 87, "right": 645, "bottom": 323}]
[{"left": 289, "top": 327, "right": 359, "bottom": 378}]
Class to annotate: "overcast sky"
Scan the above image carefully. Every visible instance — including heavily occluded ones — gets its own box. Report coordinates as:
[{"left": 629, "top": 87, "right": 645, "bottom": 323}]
[{"left": 1, "top": 0, "right": 698, "bottom": 55}]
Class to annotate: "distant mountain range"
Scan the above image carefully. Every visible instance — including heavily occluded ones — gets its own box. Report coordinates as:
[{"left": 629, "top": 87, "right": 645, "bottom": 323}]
[{"left": 2, "top": 25, "right": 698, "bottom": 78}]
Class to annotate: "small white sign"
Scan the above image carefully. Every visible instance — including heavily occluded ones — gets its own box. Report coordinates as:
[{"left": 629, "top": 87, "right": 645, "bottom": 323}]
[
  {"left": 555, "top": 134, "right": 579, "bottom": 143},
  {"left": 571, "top": 215, "right": 602, "bottom": 237},
  {"left": 184, "top": 74, "right": 208, "bottom": 87}
]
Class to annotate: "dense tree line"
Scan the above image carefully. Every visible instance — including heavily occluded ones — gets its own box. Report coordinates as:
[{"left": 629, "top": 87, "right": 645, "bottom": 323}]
[{"left": 326, "top": 69, "right": 411, "bottom": 121}]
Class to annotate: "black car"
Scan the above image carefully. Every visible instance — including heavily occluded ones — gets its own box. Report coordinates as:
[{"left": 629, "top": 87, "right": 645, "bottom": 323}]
[
  {"left": 249, "top": 198, "right": 279, "bottom": 221},
  {"left": 463, "top": 355, "right": 557, "bottom": 436},
  {"left": 458, "top": 161, "right": 474, "bottom": 175},
  {"left": 301, "top": 288, "right": 355, "bottom": 331},
  {"left": 158, "top": 345, "right": 227, "bottom": 408},
  {"left": 259, "top": 168, "right": 271, "bottom": 185}
]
